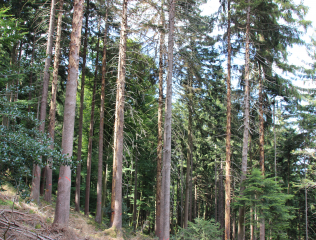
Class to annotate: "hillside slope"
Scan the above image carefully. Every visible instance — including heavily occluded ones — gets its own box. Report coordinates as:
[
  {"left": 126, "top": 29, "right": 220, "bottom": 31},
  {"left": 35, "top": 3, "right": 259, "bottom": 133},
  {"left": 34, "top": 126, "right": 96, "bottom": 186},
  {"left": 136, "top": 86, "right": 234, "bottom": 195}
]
[{"left": 0, "top": 184, "right": 154, "bottom": 240}]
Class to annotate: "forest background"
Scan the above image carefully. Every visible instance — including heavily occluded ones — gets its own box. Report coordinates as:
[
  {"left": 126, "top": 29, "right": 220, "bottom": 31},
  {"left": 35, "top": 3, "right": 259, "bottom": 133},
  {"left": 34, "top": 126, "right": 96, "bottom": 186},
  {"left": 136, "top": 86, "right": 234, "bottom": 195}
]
[{"left": 0, "top": 0, "right": 316, "bottom": 239}]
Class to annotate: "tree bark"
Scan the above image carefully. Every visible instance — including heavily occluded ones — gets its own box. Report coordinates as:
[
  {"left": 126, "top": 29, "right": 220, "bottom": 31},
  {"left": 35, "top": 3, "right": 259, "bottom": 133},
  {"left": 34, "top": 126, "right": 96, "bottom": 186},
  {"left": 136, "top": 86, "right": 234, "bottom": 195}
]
[
  {"left": 111, "top": 0, "right": 128, "bottom": 229},
  {"left": 95, "top": 1, "right": 109, "bottom": 224},
  {"left": 238, "top": 1, "right": 251, "bottom": 239},
  {"left": 31, "top": 0, "right": 56, "bottom": 204},
  {"left": 160, "top": 0, "right": 175, "bottom": 238},
  {"left": 215, "top": 162, "right": 218, "bottom": 222},
  {"left": 194, "top": 181, "right": 197, "bottom": 219},
  {"left": 180, "top": 154, "right": 184, "bottom": 227},
  {"left": 75, "top": 0, "right": 89, "bottom": 212},
  {"left": 28, "top": 35, "right": 36, "bottom": 112},
  {"left": 189, "top": 150, "right": 193, "bottom": 222},
  {"left": 232, "top": 209, "right": 236, "bottom": 240},
  {"left": 258, "top": 63, "right": 265, "bottom": 240},
  {"left": 40, "top": 167, "right": 46, "bottom": 196},
  {"left": 53, "top": 0, "right": 84, "bottom": 226},
  {"left": 101, "top": 162, "right": 108, "bottom": 220},
  {"left": 250, "top": 207, "right": 254, "bottom": 240},
  {"left": 156, "top": 0, "right": 165, "bottom": 236},
  {"left": 15, "top": 40, "right": 23, "bottom": 101},
  {"left": 184, "top": 74, "right": 193, "bottom": 228},
  {"left": 45, "top": 0, "right": 64, "bottom": 203},
  {"left": 85, "top": 27, "right": 100, "bottom": 216},
  {"left": 225, "top": 1, "right": 232, "bottom": 239},
  {"left": 219, "top": 161, "right": 224, "bottom": 237},
  {"left": 273, "top": 100, "right": 277, "bottom": 180},
  {"left": 133, "top": 146, "right": 138, "bottom": 232}
]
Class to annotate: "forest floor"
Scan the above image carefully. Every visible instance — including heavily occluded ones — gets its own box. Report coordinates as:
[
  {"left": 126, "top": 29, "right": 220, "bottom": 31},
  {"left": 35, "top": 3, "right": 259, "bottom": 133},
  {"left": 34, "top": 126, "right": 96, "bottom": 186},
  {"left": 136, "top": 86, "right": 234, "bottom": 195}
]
[{"left": 0, "top": 184, "right": 156, "bottom": 240}]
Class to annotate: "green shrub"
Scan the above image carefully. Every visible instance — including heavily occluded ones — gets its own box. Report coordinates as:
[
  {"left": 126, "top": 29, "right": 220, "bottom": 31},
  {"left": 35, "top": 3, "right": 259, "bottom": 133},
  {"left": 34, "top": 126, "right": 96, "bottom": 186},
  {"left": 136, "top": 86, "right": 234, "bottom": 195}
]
[
  {"left": 233, "top": 168, "right": 294, "bottom": 239},
  {"left": 175, "top": 218, "right": 222, "bottom": 240}
]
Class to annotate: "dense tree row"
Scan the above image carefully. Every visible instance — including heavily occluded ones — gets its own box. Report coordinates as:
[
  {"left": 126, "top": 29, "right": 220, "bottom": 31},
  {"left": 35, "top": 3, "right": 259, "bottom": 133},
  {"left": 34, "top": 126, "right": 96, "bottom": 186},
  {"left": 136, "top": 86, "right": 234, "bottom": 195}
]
[{"left": 1, "top": 0, "right": 315, "bottom": 239}]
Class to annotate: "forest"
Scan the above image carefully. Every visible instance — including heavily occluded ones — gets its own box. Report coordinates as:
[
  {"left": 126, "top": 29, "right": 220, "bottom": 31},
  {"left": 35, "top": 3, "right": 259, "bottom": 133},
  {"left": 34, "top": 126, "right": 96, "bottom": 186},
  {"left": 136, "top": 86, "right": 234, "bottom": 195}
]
[{"left": 0, "top": 0, "right": 315, "bottom": 239}]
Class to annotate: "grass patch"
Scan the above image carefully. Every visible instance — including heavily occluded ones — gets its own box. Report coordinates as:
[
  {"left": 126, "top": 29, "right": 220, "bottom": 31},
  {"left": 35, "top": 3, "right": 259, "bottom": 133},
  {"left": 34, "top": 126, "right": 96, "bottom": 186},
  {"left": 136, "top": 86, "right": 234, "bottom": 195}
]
[
  {"left": 0, "top": 199, "right": 8, "bottom": 205},
  {"left": 103, "top": 227, "right": 118, "bottom": 238},
  {"left": 1, "top": 199, "right": 15, "bottom": 208}
]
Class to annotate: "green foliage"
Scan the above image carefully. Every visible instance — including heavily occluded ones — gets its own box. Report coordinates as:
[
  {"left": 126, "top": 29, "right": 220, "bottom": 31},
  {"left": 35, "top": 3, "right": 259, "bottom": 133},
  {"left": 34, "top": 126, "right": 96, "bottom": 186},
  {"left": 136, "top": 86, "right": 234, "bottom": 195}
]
[
  {"left": 175, "top": 218, "right": 222, "bottom": 240},
  {"left": 234, "top": 168, "right": 295, "bottom": 239},
  {"left": 0, "top": 7, "right": 71, "bottom": 194},
  {"left": 0, "top": 98, "right": 72, "bottom": 181}
]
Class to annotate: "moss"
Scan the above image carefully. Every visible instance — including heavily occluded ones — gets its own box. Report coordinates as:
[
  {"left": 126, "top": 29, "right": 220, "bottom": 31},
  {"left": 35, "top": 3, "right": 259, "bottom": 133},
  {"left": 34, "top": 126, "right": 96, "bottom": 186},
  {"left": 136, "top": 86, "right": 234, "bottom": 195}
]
[
  {"left": 103, "top": 227, "right": 117, "bottom": 238},
  {"left": 6, "top": 200, "right": 14, "bottom": 208},
  {"left": 35, "top": 223, "right": 41, "bottom": 229},
  {"left": 0, "top": 199, "right": 8, "bottom": 205}
]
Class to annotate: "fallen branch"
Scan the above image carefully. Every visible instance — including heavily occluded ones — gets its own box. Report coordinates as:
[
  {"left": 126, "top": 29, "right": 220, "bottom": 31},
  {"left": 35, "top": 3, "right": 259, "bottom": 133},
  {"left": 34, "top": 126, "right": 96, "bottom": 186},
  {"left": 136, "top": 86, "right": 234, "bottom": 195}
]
[
  {"left": 0, "top": 217, "right": 53, "bottom": 240},
  {"left": 0, "top": 210, "right": 26, "bottom": 215}
]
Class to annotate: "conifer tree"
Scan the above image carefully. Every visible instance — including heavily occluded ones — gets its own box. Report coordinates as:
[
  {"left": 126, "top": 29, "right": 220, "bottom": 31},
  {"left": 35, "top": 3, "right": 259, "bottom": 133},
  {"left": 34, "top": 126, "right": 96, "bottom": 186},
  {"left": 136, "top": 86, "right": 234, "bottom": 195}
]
[
  {"left": 85, "top": 21, "right": 101, "bottom": 217},
  {"left": 238, "top": 0, "right": 251, "bottom": 239},
  {"left": 53, "top": 0, "right": 85, "bottom": 225},
  {"left": 111, "top": 0, "right": 128, "bottom": 229},
  {"left": 95, "top": 0, "right": 109, "bottom": 224},
  {"left": 75, "top": 0, "right": 89, "bottom": 212},
  {"left": 156, "top": 0, "right": 165, "bottom": 236},
  {"left": 225, "top": 1, "right": 232, "bottom": 239},
  {"left": 160, "top": 0, "right": 175, "bottom": 238},
  {"left": 45, "top": 0, "right": 64, "bottom": 203},
  {"left": 31, "top": 0, "right": 56, "bottom": 204}
]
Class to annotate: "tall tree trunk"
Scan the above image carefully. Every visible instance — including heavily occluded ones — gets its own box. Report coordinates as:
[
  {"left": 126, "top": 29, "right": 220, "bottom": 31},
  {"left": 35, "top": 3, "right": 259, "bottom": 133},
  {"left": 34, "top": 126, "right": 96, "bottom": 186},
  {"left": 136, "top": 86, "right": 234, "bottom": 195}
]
[
  {"left": 232, "top": 209, "right": 236, "bottom": 240},
  {"left": 215, "top": 162, "right": 218, "bottom": 222},
  {"left": 232, "top": 177, "right": 236, "bottom": 240},
  {"left": 85, "top": 29, "right": 100, "bottom": 216},
  {"left": 177, "top": 176, "right": 180, "bottom": 227},
  {"left": 156, "top": 0, "right": 165, "bottom": 236},
  {"left": 75, "top": 0, "right": 89, "bottom": 212},
  {"left": 40, "top": 167, "right": 46, "bottom": 195},
  {"left": 31, "top": 0, "right": 56, "bottom": 204},
  {"left": 15, "top": 40, "right": 23, "bottom": 101},
  {"left": 194, "top": 181, "right": 197, "bottom": 219},
  {"left": 53, "top": 0, "right": 84, "bottom": 225},
  {"left": 95, "top": 2, "right": 109, "bottom": 223},
  {"left": 184, "top": 74, "right": 193, "bottom": 228},
  {"left": 219, "top": 161, "right": 224, "bottom": 238},
  {"left": 304, "top": 158, "right": 308, "bottom": 240},
  {"left": 258, "top": 63, "right": 265, "bottom": 240},
  {"left": 238, "top": 1, "right": 251, "bottom": 239},
  {"left": 184, "top": 146, "right": 190, "bottom": 228},
  {"left": 250, "top": 207, "right": 254, "bottom": 240},
  {"left": 180, "top": 154, "right": 184, "bottom": 227},
  {"left": 45, "top": 0, "right": 64, "bottom": 203},
  {"left": 101, "top": 162, "right": 108, "bottom": 220},
  {"left": 259, "top": 64, "right": 264, "bottom": 174},
  {"left": 133, "top": 146, "right": 138, "bottom": 232},
  {"left": 273, "top": 99, "right": 277, "bottom": 180},
  {"left": 225, "top": 1, "right": 232, "bottom": 239},
  {"left": 111, "top": 0, "right": 128, "bottom": 229},
  {"left": 28, "top": 35, "right": 36, "bottom": 112},
  {"left": 189, "top": 145, "right": 193, "bottom": 222},
  {"left": 160, "top": 0, "right": 175, "bottom": 238}
]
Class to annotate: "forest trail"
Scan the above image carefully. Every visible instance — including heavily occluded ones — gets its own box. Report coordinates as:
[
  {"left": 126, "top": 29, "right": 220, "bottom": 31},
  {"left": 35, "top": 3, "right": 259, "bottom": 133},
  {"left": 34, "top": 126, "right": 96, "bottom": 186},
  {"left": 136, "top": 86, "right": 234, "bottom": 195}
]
[{"left": 0, "top": 184, "right": 154, "bottom": 240}]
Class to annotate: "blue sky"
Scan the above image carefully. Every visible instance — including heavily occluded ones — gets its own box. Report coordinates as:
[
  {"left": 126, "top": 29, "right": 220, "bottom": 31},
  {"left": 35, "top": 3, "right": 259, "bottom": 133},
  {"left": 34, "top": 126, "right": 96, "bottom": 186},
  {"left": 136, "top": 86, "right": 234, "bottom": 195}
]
[{"left": 200, "top": 0, "right": 316, "bottom": 87}]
